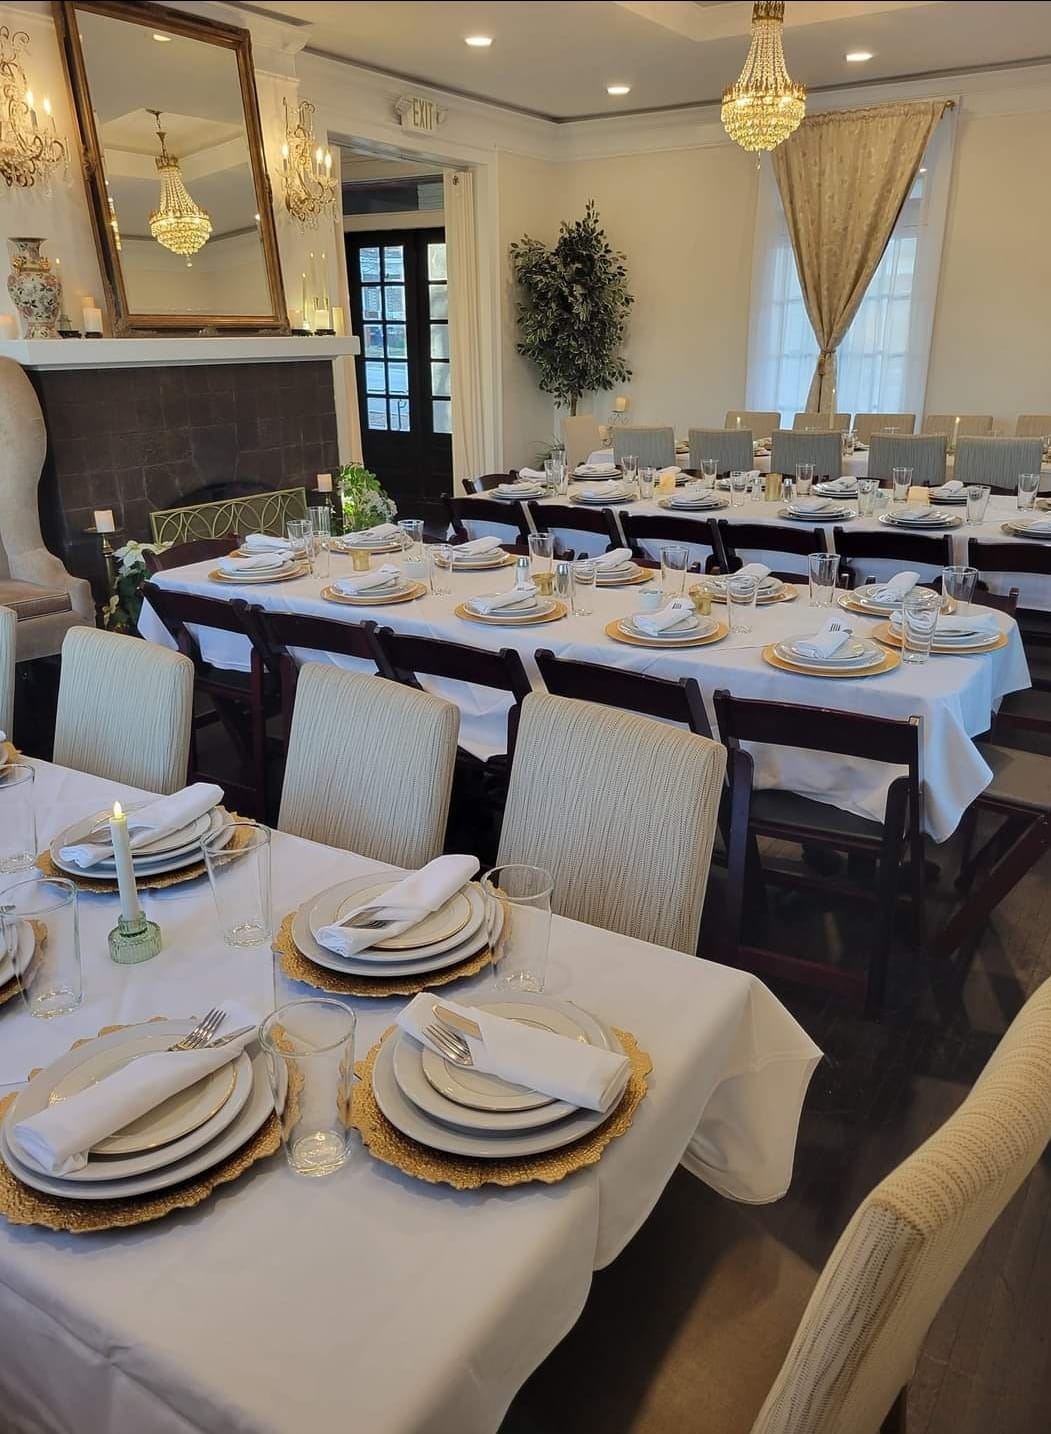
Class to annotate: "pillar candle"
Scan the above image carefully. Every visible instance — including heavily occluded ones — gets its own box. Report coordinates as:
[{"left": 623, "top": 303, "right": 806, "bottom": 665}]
[
  {"left": 658, "top": 469, "right": 677, "bottom": 493},
  {"left": 331, "top": 306, "right": 346, "bottom": 336},
  {"left": 613, "top": 396, "right": 628, "bottom": 413},
  {"left": 83, "top": 306, "right": 103, "bottom": 335},
  {"left": 314, "top": 307, "right": 331, "bottom": 331},
  {"left": 0, "top": 315, "right": 14, "bottom": 339},
  {"left": 316, "top": 472, "right": 333, "bottom": 493},
  {"left": 109, "top": 802, "right": 143, "bottom": 924},
  {"left": 93, "top": 509, "right": 115, "bottom": 533}
]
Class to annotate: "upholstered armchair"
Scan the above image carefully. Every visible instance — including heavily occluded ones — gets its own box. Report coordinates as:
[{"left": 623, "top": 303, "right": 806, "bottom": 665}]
[{"left": 0, "top": 359, "right": 94, "bottom": 661}]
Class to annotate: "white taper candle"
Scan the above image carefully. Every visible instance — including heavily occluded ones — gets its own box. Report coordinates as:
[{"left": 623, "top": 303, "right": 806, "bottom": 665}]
[{"left": 109, "top": 802, "right": 143, "bottom": 924}]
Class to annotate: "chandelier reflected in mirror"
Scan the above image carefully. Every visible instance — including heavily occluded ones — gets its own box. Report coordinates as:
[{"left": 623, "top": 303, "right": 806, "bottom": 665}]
[
  {"left": 0, "top": 26, "right": 68, "bottom": 189},
  {"left": 147, "top": 109, "right": 212, "bottom": 255},
  {"left": 721, "top": 1, "right": 806, "bottom": 154},
  {"left": 280, "top": 97, "right": 337, "bottom": 228}
]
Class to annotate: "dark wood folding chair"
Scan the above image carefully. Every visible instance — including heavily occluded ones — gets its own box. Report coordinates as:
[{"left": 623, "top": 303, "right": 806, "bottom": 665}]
[
  {"left": 968, "top": 538, "right": 1051, "bottom": 692},
  {"left": 534, "top": 648, "right": 712, "bottom": 738},
  {"left": 462, "top": 473, "right": 514, "bottom": 495},
  {"left": 714, "top": 689, "right": 924, "bottom": 1017},
  {"left": 717, "top": 520, "right": 826, "bottom": 582},
  {"left": 525, "top": 501, "right": 621, "bottom": 556},
  {"left": 619, "top": 512, "right": 725, "bottom": 572},
  {"left": 832, "top": 527, "right": 955, "bottom": 588},
  {"left": 143, "top": 536, "right": 240, "bottom": 574},
  {"left": 140, "top": 582, "right": 278, "bottom": 816},
  {"left": 443, "top": 495, "right": 531, "bottom": 552}
]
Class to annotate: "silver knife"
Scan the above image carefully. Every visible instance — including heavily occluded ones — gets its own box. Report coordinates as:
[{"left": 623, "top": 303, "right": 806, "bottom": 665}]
[{"left": 432, "top": 1003, "right": 481, "bottom": 1040}]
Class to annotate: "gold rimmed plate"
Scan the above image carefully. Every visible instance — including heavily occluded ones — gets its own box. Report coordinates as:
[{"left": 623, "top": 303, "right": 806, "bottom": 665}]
[
  {"left": 762, "top": 643, "right": 900, "bottom": 678},
  {"left": 606, "top": 618, "right": 728, "bottom": 649},
  {"left": 322, "top": 581, "right": 427, "bottom": 607},
  {"left": 595, "top": 564, "right": 652, "bottom": 587},
  {"left": 332, "top": 538, "right": 405, "bottom": 555},
  {"left": 872, "top": 620, "right": 1009, "bottom": 655},
  {"left": 321, "top": 879, "right": 474, "bottom": 953},
  {"left": 455, "top": 600, "right": 568, "bottom": 627},
  {"left": 209, "top": 563, "right": 308, "bottom": 585},
  {"left": 708, "top": 581, "right": 798, "bottom": 605},
  {"left": 450, "top": 552, "right": 517, "bottom": 571}
]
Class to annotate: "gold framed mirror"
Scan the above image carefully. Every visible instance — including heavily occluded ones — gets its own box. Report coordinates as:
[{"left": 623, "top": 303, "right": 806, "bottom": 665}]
[{"left": 53, "top": 0, "right": 287, "bottom": 333}]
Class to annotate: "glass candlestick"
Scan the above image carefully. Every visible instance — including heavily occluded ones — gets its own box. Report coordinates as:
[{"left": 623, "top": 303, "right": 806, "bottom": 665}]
[{"left": 108, "top": 911, "right": 162, "bottom": 964}]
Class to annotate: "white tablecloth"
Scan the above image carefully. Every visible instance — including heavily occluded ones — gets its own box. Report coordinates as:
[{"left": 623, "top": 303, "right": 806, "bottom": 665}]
[
  {"left": 140, "top": 554, "right": 1030, "bottom": 843},
  {"left": 0, "top": 761, "right": 820, "bottom": 1434}
]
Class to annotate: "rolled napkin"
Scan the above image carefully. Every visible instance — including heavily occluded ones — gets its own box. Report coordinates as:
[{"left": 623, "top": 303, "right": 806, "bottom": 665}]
[
  {"left": 575, "top": 462, "right": 618, "bottom": 477},
  {"left": 871, "top": 570, "right": 920, "bottom": 603},
  {"left": 932, "top": 479, "right": 964, "bottom": 495},
  {"left": 218, "top": 553, "right": 292, "bottom": 575},
  {"left": 593, "top": 547, "right": 634, "bottom": 571},
  {"left": 455, "top": 535, "right": 504, "bottom": 557},
  {"left": 14, "top": 1016, "right": 256, "bottom": 1175},
  {"left": 634, "top": 595, "right": 697, "bottom": 636},
  {"left": 793, "top": 621, "right": 852, "bottom": 659},
  {"left": 241, "top": 533, "right": 293, "bottom": 553},
  {"left": 59, "top": 782, "right": 223, "bottom": 868},
  {"left": 890, "top": 611, "right": 999, "bottom": 636},
  {"left": 517, "top": 467, "right": 548, "bottom": 481},
  {"left": 332, "top": 563, "right": 401, "bottom": 596},
  {"left": 470, "top": 583, "right": 538, "bottom": 615},
  {"left": 398, "top": 993, "right": 630, "bottom": 1114},
  {"left": 347, "top": 522, "right": 402, "bottom": 543},
  {"left": 317, "top": 855, "right": 480, "bottom": 959}
]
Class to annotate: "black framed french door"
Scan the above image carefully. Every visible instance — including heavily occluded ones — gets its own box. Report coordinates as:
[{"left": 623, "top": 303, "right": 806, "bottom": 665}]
[{"left": 345, "top": 228, "right": 453, "bottom": 513}]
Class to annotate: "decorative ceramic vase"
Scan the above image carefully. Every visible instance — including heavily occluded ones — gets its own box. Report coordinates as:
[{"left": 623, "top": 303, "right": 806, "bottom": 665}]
[{"left": 6, "top": 238, "right": 61, "bottom": 339}]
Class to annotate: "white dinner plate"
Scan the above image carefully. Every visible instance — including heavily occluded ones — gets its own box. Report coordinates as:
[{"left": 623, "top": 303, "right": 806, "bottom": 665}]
[
  {"left": 814, "top": 482, "right": 858, "bottom": 497},
  {"left": 779, "top": 504, "right": 855, "bottom": 522},
  {"left": 465, "top": 594, "right": 556, "bottom": 619},
  {"left": 774, "top": 639, "right": 885, "bottom": 671},
  {"left": 50, "top": 808, "right": 231, "bottom": 880},
  {"left": 329, "top": 578, "right": 414, "bottom": 601},
  {"left": 879, "top": 511, "right": 962, "bottom": 529},
  {"left": 620, "top": 613, "right": 716, "bottom": 642},
  {"left": 1002, "top": 520, "right": 1051, "bottom": 540},
  {"left": 659, "top": 497, "right": 727, "bottom": 512},
  {"left": 67, "top": 807, "right": 227, "bottom": 875},
  {"left": 1, "top": 1032, "right": 275, "bottom": 1199},
  {"left": 451, "top": 551, "right": 513, "bottom": 569},
  {"left": 308, "top": 875, "right": 481, "bottom": 956},
  {"left": 842, "top": 582, "right": 937, "bottom": 614},
  {"left": 52, "top": 803, "right": 217, "bottom": 860},
  {"left": 708, "top": 575, "right": 784, "bottom": 598},
  {"left": 928, "top": 489, "right": 968, "bottom": 504},
  {"left": 889, "top": 621, "right": 1000, "bottom": 648}
]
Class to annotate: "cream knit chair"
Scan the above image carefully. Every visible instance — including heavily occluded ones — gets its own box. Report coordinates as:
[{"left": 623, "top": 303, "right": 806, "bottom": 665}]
[
  {"left": 561, "top": 414, "right": 602, "bottom": 472},
  {"left": 497, "top": 693, "right": 725, "bottom": 953},
  {"left": 868, "top": 433, "right": 947, "bottom": 486},
  {"left": 687, "top": 427, "right": 753, "bottom": 474},
  {"left": 1015, "top": 413, "right": 1051, "bottom": 439},
  {"left": 791, "top": 411, "right": 849, "bottom": 432},
  {"left": 613, "top": 426, "right": 676, "bottom": 469},
  {"left": 278, "top": 665, "right": 458, "bottom": 867},
  {"left": 725, "top": 410, "right": 780, "bottom": 440},
  {"left": 53, "top": 628, "right": 193, "bottom": 794},
  {"left": 922, "top": 413, "right": 993, "bottom": 438},
  {"left": 0, "top": 606, "right": 14, "bottom": 738},
  {"left": 769, "top": 429, "right": 842, "bottom": 479},
  {"left": 854, "top": 413, "right": 916, "bottom": 444},
  {"left": 953, "top": 436, "right": 1045, "bottom": 493}
]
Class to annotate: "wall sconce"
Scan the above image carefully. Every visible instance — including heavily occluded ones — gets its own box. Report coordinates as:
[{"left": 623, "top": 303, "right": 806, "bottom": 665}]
[
  {"left": 280, "top": 97, "right": 337, "bottom": 228},
  {"left": 0, "top": 27, "right": 68, "bottom": 191}
]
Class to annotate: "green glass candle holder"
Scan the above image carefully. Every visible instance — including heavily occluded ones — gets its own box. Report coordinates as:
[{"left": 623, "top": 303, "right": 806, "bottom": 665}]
[{"left": 108, "top": 913, "right": 162, "bottom": 965}]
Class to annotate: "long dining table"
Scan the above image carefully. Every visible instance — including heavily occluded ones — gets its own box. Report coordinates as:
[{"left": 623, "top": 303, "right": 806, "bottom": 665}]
[
  {"left": 0, "top": 759, "right": 821, "bottom": 1434},
  {"left": 139, "top": 548, "right": 1031, "bottom": 844}
]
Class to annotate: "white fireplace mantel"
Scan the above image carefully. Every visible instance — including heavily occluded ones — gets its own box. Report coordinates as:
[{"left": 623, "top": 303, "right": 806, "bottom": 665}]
[{"left": 0, "top": 335, "right": 360, "bottom": 371}]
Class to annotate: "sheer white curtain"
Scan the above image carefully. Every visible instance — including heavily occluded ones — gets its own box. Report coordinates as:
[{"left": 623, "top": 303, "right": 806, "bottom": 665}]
[
  {"left": 746, "top": 111, "right": 955, "bottom": 425},
  {"left": 444, "top": 169, "right": 486, "bottom": 483}
]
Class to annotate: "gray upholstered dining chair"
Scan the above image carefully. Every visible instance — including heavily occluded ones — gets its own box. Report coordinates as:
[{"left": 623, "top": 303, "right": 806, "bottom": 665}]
[
  {"left": 769, "top": 429, "right": 842, "bottom": 478},
  {"left": 725, "top": 410, "right": 780, "bottom": 440},
  {"left": 791, "top": 411, "right": 849, "bottom": 432},
  {"left": 687, "top": 427, "right": 753, "bottom": 474},
  {"left": 922, "top": 413, "right": 993, "bottom": 438},
  {"left": 868, "top": 433, "right": 947, "bottom": 487},
  {"left": 954, "top": 436, "right": 1045, "bottom": 493},
  {"left": 561, "top": 414, "right": 602, "bottom": 472},
  {"left": 279, "top": 664, "right": 458, "bottom": 868},
  {"left": 0, "top": 606, "right": 15, "bottom": 738},
  {"left": 53, "top": 628, "right": 193, "bottom": 794},
  {"left": 853, "top": 413, "right": 916, "bottom": 444},
  {"left": 1016, "top": 414, "right": 1051, "bottom": 439},
  {"left": 497, "top": 692, "right": 725, "bottom": 954},
  {"left": 612, "top": 426, "right": 676, "bottom": 469}
]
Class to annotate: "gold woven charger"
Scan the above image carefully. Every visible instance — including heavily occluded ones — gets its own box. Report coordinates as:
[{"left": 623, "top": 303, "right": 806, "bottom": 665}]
[
  {"left": 761, "top": 643, "right": 901, "bottom": 678},
  {"left": 36, "top": 820, "right": 253, "bottom": 893},
  {"left": 274, "top": 911, "right": 492, "bottom": 998},
  {"left": 352, "top": 1025, "right": 651, "bottom": 1190},
  {"left": 871, "top": 620, "right": 1009, "bottom": 656}
]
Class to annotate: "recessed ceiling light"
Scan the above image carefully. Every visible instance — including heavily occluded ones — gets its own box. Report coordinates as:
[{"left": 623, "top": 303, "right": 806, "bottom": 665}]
[
  {"left": 607, "top": 84, "right": 631, "bottom": 96},
  {"left": 152, "top": 32, "right": 172, "bottom": 42},
  {"left": 464, "top": 35, "right": 492, "bottom": 47},
  {"left": 845, "top": 50, "right": 873, "bottom": 62}
]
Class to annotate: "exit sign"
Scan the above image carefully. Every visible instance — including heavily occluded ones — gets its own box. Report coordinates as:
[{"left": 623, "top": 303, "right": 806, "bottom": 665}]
[{"left": 394, "top": 95, "right": 446, "bottom": 133}]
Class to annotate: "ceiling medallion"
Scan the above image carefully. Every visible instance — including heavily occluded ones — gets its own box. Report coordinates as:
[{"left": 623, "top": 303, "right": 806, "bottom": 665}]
[{"left": 721, "top": 1, "right": 806, "bottom": 154}]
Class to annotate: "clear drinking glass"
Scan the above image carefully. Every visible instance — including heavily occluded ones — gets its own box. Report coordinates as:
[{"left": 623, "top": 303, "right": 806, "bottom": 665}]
[
  {"left": 795, "top": 463, "right": 815, "bottom": 495},
  {"left": 730, "top": 470, "right": 749, "bottom": 508},
  {"left": 620, "top": 454, "right": 638, "bottom": 484},
  {"left": 726, "top": 573, "right": 759, "bottom": 633},
  {"left": 260, "top": 1000, "right": 355, "bottom": 1177},
  {"left": 202, "top": 821, "right": 272, "bottom": 947},
  {"left": 966, "top": 485, "right": 991, "bottom": 525},
  {"left": 543, "top": 457, "right": 559, "bottom": 492},
  {"left": 431, "top": 543, "right": 453, "bottom": 595},
  {"left": 0, "top": 763, "right": 37, "bottom": 873},
  {"left": 555, "top": 460, "right": 569, "bottom": 496},
  {"left": 311, "top": 534, "right": 331, "bottom": 580},
  {"left": 310, "top": 506, "right": 332, "bottom": 541},
  {"left": 808, "top": 552, "right": 840, "bottom": 607},
  {"left": 901, "top": 589, "right": 941, "bottom": 664},
  {"left": 700, "top": 458, "right": 717, "bottom": 485},
  {"left": 856, "top": 478, "right": 878, "bottom": 517},
  {"left": 660, "top": 543, "right": 689, "bottom": 594},
  {"left": 286, "top": 519, "right": 313, "bottom": 565},
  {"left": 398, "top": 518, "right": 424, "bottom": 556},
  {"left": 1018, "top": 473, "right": 1040, "bottom": 510},
  {"left": 873, "top": 486, "right": 892, "bottom": 515},
  {"left": 572, "top": 558, "right": 596, "bottom": 615},
  {"left": 639, "top": 466, "right": 656, "bottom": 500},
  {"left": 3, "top": 875, "right": 82, "bottom": 1019},
  {"left": 781, "top": 475, "right": 795, "bottom": 506},
  {"left": 892, "top": 468, "right": 913, "bottom": 504},
  {"left": 528, "top": 531, "right": 554, "bottom": 574},
  {"left": 942, "top": 564, "right": 978, "bottom": 614},
  {"left": 845, "top": 430, "right": 857, "bottom": 454},
  {"left": 482, "top": 864, "right": 553, "bottom": 993}
]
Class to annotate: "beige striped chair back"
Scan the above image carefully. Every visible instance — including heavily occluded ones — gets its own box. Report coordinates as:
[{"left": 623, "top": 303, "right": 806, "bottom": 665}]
[
  {"left": 922, "top": 414, "right": 993, "bottom": 439},
  {"left": 868, "top": 433, "right": 947, "bottom": 487},
  {"left": 688, "top": 428, "right": 753, "bottom": 475},
  {"left": 497, "top": 693, "right": 725, "bottom": 954},
  {"left": 1015, "top": 414, "right": 1051, "bottom": 439},
  {"left": 725, "top": 411, "right": 780, "bottom": 441},
  {"left": 279, "top": 665, "right": 458, "bottom": 867},
  {"left": 612, "top": 426, "right": 676, "bottom": 470},
  {"left": 0, "top": 606, "right": 14, "bottom": 738},
  {"left": 54, "top": 628, "right": 193, "bottom": 794},
  {"left": 954, "top": 436, "right": 1045, "bottom": 494},
  {"left": 753, "top": 973, "right": 1051, "bottom": 1434},
  {"left": 791, "top": 412, "right": 849, "bottom": 432},
  {"left": 770, "top": 429, "right": 841, "bottom": 479},
  {"left": 853, "top": 413, "right": 916, "bottom": 445},
  {"left": 561, "top": 415, "right": 603, "bottom": 473}
]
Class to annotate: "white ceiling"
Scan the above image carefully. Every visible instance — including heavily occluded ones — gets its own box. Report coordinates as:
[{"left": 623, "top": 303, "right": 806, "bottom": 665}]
[{"left": 240, "top": 0, "right": 1051, "bottom": 120}]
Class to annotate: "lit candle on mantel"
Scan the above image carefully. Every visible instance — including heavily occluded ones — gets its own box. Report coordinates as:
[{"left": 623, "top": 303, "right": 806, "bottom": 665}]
[
  {"left": 82, "top": 300, "right": 102, "bottom": 336},
  {"left": 316, "top": 472, "right": 333, "bottom": 493},
  {"left": 109, "top": 802, "right": 143, "bottom": 925},
  {"left": 735, "top": 415, "right": 741, "bottom": 429},
  {"left": 952, "top": 415, "right": 960, "bottom": 449},
  {"left": 93, "top": 508, "right": 115, "bottom": 533},
  {"left": 0, "top": 315, "right": 14, "bottom": 340}
]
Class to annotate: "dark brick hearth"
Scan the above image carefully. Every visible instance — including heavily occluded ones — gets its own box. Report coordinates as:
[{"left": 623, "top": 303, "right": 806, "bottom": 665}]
[{"left": 31, "top": 360, "right": 339, "bottom": 581}]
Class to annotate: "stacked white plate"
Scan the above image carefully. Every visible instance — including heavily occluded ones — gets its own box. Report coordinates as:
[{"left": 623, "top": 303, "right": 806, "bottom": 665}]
[
  {"left": 574, "top": 464, "right": 620, "bottom": 479},
  {"left": 1002, "top": 517, "right": 1051, "bottom": 540},
  {"left": 462, "top": 591, "right": 558, "bottom": 622},
  {"left": 879, "top": 509, "right": 962, "bottom": 529},
  {"left": 0, "top": 1019, "right": 275, "bottom": 1200},
  {"left": 491, "top": 482, "right": 544, "bottom": 502},
  {"left": 450, "top": 547, "right": 513, "bottom": 570},
  {"left": 374, "top": 994, "right": 626, "bottom": 1159},
  {"left": 779, "top": 501, "right": 855, "bottom": 522},
  {"left": 50, "top": 804, "right": 232, "bottom": 881},
  {"left": 658, "top": 493, "right": 727, "bottom": 512},
  {"left": 571, "top": 484, "right": 634, "bottom": 505},
  {"left": 617, "top": 611, "right": 717, "bottom": 644},
  {"left": 292, "top": 871, "right": 502, "bottom": 979},
  {"left": 773, "top": 634, "right": 887, "bottom": 673},
  {"left": 336, "top": 530, "right": 408, "bottom": 550},
  {"left": 840, "top": 581, "right": 937, "bottom": 615},
  {"left": 814, "top": 479, "right": 859, "bottom": 498},
  {"left": 888, "top": 616, "right": 1002, "bottom": 651},
  {"left": 928, "top": 485, "right": 968, "bottom": 504},
  {"left": 708, "top": 573, "right": 785, "bottom": 601},
  {"left": 595, "top": 558, "right": 645, "bottom": 585},
  {"left": 327, "top": 571, "right": 417, "bottom": 602},
  {"left": 214, "top": 556, "right": 302, "bottom": 583}
]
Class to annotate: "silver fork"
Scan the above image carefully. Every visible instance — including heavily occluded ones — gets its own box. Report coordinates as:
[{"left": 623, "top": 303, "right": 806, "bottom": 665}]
[
  {"left": 167, "top": 1008, "right": 225, "bottom": 1052},
  {"left": 339, "top": 906, "right": 395, "bottom": 931},
  {"left": 424, "top": 1022, "right": 473, "bottom": 1067}
]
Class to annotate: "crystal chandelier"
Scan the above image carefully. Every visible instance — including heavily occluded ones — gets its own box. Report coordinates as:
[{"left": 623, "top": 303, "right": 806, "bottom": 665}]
[
  {"left": 721, "top": 1, "right": 806, "bottom": 154},
  {"left": 0, "top": 27, "right": 68, "bottom": 190},
  {"left": 280, "top": 98, "right": 336, "bottom": 228},
  {"left": 147, "top": 110, "right": 212, "bottom": 256}
]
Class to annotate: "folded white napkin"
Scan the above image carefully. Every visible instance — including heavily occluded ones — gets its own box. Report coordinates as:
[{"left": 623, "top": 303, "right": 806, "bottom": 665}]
[
  {"left": 59, "top": 782, "right": 223, "bottom": 868},
  {"left": 634, "top": 596, "right": 696, "bottom": 636},
  {"left": 871, "top": 571, "right": 920, "bottom": 602},
  {"left": 581, "top": 482, "right": 630, "bottom": 501},
  {"left": 316, "top": 855, "right": 480, "bottom": 959},
  {"left": 735, "top": 562, "right": 771, "bottom": 582},
  {"left": 793, "top": 621, "right": 852, "bottom": 659},
  {"left": 518, "top": 467, "right": 548, "bottom": 481},
  {"left": 787, "top": 497, "right": 833, "bottom": 514},
  {"left": 593, "top": 547, "right": 633, "bottom": 571},
  {"left": 242, "top": 533, "right": 293, "bottom": 553},
  {"left": 13, "top": 1012, "right": 256, "bottom": 1175},
  {"left": 218, "top": 553, "right": 291, "bottom": 574},
  {"left": 398, "top": 993, "right": 630, "bottom": 1114},
  {"left": 933, "top": 480, "right": 964, "bottom": 495},
  {"left": 820, "top": 478, "right": 857, "bottom": 492},
  {"left": 1017, "top": 515, "right": 1051, "bottom": 533},
  {"left": 456, "top": 536, "right": 503, "bottom": 557},
  {"left": 890, "top": 611, "right": 998, "bottom": 636},
  {"left": 348, "top": 522, "right": 402, "bottom": 543},
  {"left": 575, "top": 462, "right": 618, "bottom": 477},
  {"left": 332, "top": 564, "right": 401, "bottom": 596},
  {"left": 495, "top": 481, "right": 543, "bottom": 497},
  {"left": 470, "top": 583, "right": 538, "bottom": 615}
]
